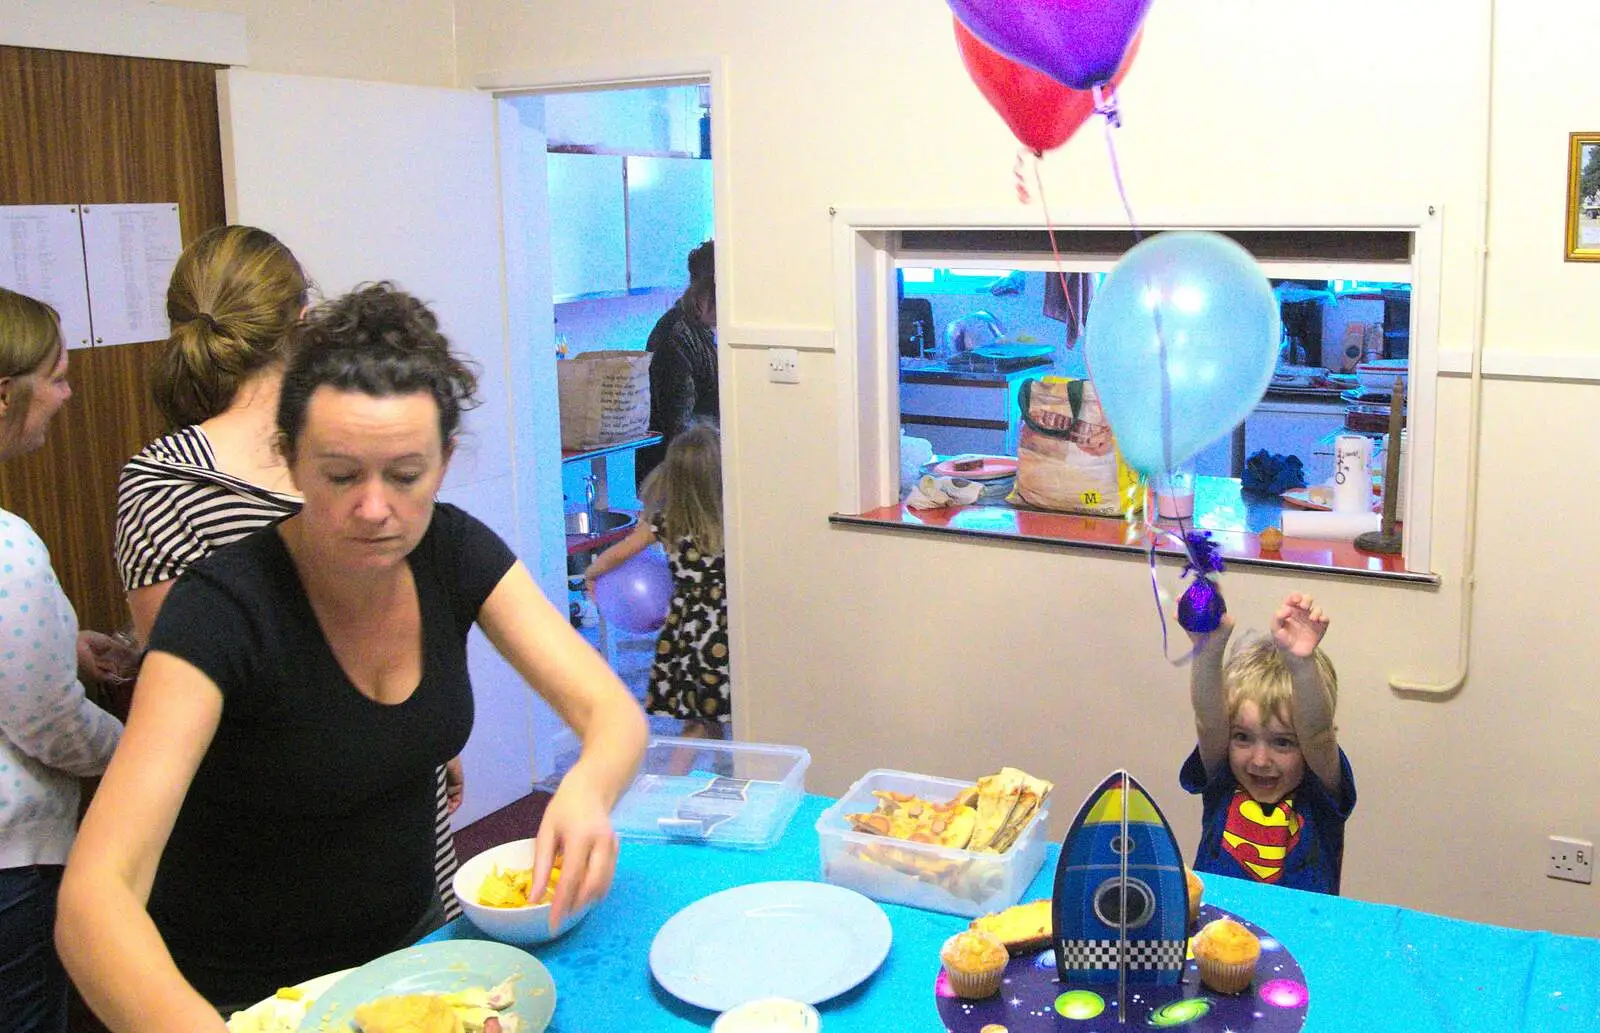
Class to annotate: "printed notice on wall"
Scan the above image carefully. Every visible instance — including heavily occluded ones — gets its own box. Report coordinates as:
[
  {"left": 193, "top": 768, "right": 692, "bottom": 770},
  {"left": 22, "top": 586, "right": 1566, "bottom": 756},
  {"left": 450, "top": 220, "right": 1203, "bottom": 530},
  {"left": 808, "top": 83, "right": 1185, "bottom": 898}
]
[
  {"left": 82, "top": 203, "right": 182, "bottom": 346},
  {"left": 0, "top": 205, "right": 94, "bottom": 349}
]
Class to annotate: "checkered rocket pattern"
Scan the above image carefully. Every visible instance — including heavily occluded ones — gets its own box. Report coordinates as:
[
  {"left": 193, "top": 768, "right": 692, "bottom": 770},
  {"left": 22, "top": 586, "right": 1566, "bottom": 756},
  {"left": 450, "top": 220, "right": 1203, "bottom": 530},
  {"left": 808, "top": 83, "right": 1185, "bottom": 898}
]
[{"left": 1060, "top": 938, "right": 1188, "bottom": 971}]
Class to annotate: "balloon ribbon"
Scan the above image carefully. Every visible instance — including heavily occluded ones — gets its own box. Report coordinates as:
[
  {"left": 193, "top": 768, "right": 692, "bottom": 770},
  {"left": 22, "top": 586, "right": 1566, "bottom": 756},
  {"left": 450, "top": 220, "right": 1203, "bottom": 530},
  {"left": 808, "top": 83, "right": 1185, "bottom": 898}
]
[{"left": 1145, "top": 520, "right": 1227, "bottom": 664}]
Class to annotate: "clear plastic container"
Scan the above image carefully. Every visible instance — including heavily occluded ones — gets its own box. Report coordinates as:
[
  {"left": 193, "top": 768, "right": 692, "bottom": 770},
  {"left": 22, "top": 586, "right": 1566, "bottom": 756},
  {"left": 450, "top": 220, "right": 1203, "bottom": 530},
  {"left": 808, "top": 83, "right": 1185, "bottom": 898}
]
[
  {"left": 611, "top": 737, "right": 810, "bottom": 850},
  {"left": 815, "top": 769, "right": 1051, "bottom": 918}
]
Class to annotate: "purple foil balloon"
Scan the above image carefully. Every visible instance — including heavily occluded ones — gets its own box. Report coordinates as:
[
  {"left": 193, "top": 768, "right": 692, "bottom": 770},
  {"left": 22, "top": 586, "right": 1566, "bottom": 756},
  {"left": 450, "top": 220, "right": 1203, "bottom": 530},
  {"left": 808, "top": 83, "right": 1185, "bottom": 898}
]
[
  {"left": 947, "top": 0, "right": 1153, "bottom": 91},
  {"left": 1178, "top": 577, "right": 1226, "bottom": 634}
]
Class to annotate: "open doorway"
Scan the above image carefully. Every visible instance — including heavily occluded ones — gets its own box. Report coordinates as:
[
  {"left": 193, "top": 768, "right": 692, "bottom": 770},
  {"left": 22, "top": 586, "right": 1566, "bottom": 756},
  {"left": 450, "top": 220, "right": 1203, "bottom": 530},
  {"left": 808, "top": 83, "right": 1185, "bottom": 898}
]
[{"left": 498, "top": 82, "right": 724, "bottom": 760}]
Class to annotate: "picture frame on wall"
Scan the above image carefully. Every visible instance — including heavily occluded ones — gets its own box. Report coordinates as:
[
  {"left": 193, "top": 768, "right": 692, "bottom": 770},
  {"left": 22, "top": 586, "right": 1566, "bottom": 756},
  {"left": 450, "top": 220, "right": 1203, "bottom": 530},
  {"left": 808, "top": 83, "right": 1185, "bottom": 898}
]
[{"left": 1565, "top": 132, "right": 1600, "bottom": 262}]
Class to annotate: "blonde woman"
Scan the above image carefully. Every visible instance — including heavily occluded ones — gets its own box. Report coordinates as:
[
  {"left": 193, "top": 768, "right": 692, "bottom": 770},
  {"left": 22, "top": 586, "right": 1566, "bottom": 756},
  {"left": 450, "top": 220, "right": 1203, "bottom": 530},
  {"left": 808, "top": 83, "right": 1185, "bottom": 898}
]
[
  {"left": 0, "top": 287, "right": 126, "bottom": 1033},
  {"left": 114, "top": 225, "right": 464, "bottom": 918}
]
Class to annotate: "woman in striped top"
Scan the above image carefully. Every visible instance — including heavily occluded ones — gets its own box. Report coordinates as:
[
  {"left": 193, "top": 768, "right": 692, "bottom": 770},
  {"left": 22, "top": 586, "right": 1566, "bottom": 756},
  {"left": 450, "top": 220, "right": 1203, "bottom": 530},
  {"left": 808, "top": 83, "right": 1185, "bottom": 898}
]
[{"left": 114, "top": 226, "right": 463, "bottom": 919}]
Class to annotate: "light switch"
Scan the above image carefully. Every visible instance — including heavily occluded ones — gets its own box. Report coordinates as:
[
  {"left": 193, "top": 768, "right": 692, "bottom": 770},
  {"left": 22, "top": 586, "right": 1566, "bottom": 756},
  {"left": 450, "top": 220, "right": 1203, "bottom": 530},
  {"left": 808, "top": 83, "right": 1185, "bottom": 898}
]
[{"left": 767, "top": 348, "right": 799, "bottom": 384}]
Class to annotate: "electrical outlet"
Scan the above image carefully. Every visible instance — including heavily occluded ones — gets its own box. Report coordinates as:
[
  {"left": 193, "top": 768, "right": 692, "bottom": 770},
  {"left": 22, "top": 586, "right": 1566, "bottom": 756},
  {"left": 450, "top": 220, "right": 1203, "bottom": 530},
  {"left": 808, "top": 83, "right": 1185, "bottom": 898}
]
[
  {"left": 1547, "top": 835, "right": 1594, "bottom": 884},
  {"left": 766, "top": 348, "right": 799, "bottom": 384}
]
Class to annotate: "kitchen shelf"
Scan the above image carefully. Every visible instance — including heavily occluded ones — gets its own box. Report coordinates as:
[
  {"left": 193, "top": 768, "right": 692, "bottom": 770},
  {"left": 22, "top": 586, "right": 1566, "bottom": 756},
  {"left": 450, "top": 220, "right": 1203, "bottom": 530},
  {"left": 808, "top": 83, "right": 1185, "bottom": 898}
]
[{"left": 561, "top": 433, "right": 663, "bottom": 465}]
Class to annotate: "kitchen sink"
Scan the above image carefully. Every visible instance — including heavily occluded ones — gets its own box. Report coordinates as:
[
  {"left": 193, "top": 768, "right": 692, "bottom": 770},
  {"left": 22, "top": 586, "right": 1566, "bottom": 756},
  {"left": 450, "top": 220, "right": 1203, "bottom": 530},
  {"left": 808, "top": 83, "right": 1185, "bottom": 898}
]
[
  {"left": 565, "top": 509, "right": 635, "bottom": 537},
  {"left": 565, "top": 509, "right": 637, "bottom": 575}
]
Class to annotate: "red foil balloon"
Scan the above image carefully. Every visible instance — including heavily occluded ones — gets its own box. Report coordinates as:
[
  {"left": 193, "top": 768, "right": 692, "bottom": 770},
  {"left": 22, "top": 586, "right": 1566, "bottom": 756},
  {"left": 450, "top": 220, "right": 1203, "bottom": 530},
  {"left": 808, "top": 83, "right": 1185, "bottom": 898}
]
[{"left": 954, "top": 19, "right": 1141, "bottom": 156}]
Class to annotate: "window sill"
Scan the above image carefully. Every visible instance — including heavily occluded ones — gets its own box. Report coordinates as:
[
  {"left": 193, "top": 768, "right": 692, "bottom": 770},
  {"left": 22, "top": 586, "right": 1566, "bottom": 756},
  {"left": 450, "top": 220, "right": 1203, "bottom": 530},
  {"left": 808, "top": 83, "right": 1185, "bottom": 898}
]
[{"left": 830, "top": 477, "right": 1438, "bottom": 585}]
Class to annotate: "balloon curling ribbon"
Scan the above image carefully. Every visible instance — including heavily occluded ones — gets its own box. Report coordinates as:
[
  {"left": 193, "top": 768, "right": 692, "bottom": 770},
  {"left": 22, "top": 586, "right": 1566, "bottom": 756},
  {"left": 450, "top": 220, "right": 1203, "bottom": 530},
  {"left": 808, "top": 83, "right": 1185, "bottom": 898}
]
[
  {"left": 1094, "top": 83, "right": 1141, "bottom": 243},
  {"left": 1145, "top": 524, "right": 1227, "bottom": 666},
  {"left": 1014, "top": 148, "right": 1032, "bottom": 205},
  {"left": 1029, "top": 161, "right": 1082, "bottom": 342}
]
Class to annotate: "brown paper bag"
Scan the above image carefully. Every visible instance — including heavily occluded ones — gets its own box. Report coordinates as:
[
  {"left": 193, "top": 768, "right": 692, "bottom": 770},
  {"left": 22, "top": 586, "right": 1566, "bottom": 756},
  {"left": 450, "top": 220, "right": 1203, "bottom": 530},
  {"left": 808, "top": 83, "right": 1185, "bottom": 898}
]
[{"left": 556, "top": 350, "right": 653, "bottom": 450}]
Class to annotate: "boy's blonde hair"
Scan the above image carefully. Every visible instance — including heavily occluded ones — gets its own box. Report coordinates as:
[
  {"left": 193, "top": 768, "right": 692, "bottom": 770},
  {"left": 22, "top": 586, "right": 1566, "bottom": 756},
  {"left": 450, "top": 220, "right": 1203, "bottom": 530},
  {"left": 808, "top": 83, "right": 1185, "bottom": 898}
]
[
  {"left": 641, "top": 420, "right": 723, "bottom": 554},
  {"left": 1223, "top": 635, "right": 1338, "bottom": 728}
]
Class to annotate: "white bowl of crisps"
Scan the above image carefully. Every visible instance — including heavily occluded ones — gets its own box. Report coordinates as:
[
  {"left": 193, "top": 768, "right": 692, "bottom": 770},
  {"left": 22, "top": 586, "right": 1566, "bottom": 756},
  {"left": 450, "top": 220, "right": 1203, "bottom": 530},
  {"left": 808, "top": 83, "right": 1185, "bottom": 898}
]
[{"left": 454, "top": 838, "right": 593, "bottom": 946}]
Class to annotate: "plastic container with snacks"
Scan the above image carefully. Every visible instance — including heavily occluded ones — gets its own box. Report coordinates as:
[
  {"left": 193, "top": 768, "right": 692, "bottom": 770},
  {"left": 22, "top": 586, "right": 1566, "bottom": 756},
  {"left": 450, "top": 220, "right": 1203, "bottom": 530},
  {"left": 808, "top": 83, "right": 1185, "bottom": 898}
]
[{"left": 815, "top": 769, "right": 1051, "bottom": 919}]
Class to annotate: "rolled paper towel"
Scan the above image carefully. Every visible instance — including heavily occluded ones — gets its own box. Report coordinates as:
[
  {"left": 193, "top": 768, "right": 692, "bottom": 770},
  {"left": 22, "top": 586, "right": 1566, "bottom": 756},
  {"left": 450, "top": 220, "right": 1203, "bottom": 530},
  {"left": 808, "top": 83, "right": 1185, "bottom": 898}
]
[{"left": 1281, "top": 510, "right": 1381, "bottom": 542}]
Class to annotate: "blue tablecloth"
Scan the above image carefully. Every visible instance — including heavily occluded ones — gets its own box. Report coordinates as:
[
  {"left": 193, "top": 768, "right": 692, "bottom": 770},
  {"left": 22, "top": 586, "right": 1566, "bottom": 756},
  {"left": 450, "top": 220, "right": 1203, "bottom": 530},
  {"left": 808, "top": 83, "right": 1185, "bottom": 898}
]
[{"left": 424, "top": 795, "right": 1600, "bottom": 1032}]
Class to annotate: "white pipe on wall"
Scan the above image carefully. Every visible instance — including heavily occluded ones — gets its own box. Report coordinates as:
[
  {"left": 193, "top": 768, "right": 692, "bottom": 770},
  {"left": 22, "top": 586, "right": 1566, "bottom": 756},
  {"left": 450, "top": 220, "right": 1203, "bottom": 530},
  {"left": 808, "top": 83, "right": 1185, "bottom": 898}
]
[{"left": 1389, "top": 0, "right": 1496, "bottom": 699}]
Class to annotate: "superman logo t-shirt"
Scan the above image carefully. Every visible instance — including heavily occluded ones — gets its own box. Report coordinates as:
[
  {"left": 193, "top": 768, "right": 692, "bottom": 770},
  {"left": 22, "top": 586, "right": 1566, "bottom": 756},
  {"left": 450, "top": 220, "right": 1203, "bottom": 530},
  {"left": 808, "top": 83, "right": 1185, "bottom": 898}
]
[{"left": 1181, "top": 748, "right": 1357, "bottom": 895}]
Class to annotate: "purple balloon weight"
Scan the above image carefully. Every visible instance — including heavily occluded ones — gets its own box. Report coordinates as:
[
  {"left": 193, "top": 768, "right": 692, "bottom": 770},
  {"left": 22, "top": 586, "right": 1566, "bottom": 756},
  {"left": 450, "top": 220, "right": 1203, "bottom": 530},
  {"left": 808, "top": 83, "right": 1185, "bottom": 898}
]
[
  {"left": 947, "top": 0, "right": 1152, "bottom": 91},
  {"left": 593, "top": 547, "right": 674, "bottom": 634}
]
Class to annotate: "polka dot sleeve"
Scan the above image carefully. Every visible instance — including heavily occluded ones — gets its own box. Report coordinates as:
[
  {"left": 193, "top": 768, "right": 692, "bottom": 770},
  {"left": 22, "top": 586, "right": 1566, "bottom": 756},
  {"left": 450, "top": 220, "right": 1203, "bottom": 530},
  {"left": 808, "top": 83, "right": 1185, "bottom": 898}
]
[{"left": 0, "top": 510, "right": 123, "bottom": 778}]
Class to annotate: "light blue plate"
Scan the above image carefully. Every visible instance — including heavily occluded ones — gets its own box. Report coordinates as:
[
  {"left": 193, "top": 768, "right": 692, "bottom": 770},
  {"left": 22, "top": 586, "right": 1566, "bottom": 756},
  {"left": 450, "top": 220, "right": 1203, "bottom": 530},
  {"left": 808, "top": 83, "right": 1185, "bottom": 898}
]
[
  {"left": 296, "top": 940, "right": 555, "bottom": 1031},
  {"left": 649, "top": 880, "right": 892, "bottom": 1013}
]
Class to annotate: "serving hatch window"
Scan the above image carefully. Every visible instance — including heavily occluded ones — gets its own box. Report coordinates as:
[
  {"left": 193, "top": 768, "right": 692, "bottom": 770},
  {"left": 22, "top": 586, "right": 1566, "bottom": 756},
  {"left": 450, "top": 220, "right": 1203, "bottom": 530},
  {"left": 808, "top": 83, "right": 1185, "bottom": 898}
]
[{"left": 834, "top": 218, "right": 1441, "bottom": 580}]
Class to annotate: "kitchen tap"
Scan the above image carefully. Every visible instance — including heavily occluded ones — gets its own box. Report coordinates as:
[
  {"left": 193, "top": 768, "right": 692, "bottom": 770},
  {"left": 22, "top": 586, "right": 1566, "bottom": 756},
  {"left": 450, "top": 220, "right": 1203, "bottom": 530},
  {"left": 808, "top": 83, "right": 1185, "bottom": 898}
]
[
  {"left": 972, "top": 310, "right": 1006, "bottom": 339},
  {"left": 584, "top": 474, "right": 598, "bottom": 533},
  {"left": 945, "top": 309, "right": 1008, "bottom": 356}
]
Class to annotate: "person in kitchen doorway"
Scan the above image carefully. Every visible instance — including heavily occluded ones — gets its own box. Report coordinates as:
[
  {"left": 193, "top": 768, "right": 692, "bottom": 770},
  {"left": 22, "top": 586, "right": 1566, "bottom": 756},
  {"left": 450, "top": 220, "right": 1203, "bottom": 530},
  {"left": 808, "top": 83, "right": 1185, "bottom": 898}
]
[
  {"left": 636, "top": 239, "right": 716, "bottom": 490},
  {"left": 113, "top": 225, "right": 464, "bottom": 921},
  {"left": 589, "top": 420, "right": 728, "bottom": 759},
  {"left": 1181, "top": 592, "right": 1356, "bottom": 895},
  {"left": 58, "top": 283, "right": 647, "bottom": 1027}
]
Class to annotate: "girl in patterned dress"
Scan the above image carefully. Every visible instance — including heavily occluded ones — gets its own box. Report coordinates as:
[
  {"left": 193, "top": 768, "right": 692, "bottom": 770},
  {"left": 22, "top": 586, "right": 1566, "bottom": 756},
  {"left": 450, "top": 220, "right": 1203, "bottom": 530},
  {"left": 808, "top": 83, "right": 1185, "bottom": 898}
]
[{"left": 586, "top": 421, "right": 728, "bottom": 740}]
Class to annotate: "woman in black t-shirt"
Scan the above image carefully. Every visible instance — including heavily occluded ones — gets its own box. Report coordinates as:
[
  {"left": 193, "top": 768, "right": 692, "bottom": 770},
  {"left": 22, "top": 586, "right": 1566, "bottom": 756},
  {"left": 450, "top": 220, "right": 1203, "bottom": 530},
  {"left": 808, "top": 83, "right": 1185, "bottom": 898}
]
[{"left": 58, "top": 285, "right": 648, "bottom": 1028}]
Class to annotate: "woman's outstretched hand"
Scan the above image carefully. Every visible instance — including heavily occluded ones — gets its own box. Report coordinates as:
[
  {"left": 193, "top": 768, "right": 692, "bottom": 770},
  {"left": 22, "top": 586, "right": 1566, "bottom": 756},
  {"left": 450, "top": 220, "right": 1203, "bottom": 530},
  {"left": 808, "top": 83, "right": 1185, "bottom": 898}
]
[{"left": 530, "top": 769, "right": 619, "bottom": 930}]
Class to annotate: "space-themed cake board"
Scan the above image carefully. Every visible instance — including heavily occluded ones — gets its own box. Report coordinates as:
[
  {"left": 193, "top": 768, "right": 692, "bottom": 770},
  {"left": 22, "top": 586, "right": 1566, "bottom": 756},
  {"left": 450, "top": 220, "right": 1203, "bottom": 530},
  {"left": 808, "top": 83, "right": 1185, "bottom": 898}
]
[{"left": 935, "top": 772, "right": 1310, "bottom": 1032}]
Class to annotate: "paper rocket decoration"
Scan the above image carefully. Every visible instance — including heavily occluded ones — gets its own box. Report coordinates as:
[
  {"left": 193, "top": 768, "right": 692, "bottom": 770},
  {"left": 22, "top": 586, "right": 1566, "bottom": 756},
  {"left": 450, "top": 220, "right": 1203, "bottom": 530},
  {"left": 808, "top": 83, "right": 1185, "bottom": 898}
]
[{"left": 1052, "top": 770, "right": 1189, "bottom": 1018}]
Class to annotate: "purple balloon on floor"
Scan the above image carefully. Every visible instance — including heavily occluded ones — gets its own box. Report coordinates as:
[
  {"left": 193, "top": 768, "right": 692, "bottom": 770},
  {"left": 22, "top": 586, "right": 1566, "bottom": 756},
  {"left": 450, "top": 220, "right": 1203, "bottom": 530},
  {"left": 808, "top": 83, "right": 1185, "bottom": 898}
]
[{"left": 593, "top": 547, "right": 674, "bottom": 634}]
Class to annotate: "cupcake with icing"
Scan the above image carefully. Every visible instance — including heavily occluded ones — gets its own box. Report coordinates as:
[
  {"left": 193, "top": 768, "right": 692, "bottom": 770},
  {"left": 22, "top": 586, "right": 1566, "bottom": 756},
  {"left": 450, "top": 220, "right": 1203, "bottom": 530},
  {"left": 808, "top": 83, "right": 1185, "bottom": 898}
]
[
  {"left": 940, "top": 929, "right": 1009, "bottom": 999},
  {"left": 1192, "top": 917, "right": 1261, "bottom": 994}
]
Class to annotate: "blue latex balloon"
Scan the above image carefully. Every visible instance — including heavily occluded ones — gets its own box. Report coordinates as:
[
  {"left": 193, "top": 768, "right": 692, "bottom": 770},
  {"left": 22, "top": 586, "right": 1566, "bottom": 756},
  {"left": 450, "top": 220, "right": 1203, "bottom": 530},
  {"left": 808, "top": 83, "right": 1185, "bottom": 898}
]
[
  {"left": 1084, "top": 232, "right": 1281, "bottom": 477},
  {"left": 593, "top": 547, "right": 674, "bottom": 634}
]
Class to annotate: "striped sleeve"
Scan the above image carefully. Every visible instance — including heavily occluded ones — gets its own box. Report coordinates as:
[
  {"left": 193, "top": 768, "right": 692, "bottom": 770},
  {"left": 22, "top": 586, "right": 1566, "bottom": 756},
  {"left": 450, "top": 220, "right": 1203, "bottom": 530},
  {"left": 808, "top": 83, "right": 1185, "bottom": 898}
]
[{"left": 115, "top": 429, "right": 300, "bottom": 592}]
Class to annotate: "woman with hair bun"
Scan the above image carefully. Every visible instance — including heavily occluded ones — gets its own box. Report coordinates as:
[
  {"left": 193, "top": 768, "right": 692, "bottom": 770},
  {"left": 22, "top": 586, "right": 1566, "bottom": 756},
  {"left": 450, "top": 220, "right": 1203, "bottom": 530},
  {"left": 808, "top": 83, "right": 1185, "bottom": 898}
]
[
  {"left": 115, "top": 226, "right": 465, "bottom": 924},
  {"left": 60, "top": 284, "right": 646, "bottom": 1028}
]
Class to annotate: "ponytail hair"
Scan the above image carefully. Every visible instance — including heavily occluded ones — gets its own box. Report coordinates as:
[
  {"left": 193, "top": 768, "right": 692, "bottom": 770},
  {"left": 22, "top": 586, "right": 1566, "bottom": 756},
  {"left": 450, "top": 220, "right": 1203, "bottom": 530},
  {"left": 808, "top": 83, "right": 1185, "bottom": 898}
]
[{"left": 155, "top": 225, "right": 309, "bottom": 427}]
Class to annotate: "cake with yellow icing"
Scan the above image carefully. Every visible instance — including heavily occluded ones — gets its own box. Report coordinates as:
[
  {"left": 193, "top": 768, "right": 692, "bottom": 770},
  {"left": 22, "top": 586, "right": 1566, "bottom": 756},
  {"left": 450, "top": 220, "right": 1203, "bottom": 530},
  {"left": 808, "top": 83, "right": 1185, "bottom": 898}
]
[
  {"left": 970, "top": 898, "right": 1051, "bottom": 955},
  {"left": 1192, "top": 917, "right": 1261, "bottom": 994}
]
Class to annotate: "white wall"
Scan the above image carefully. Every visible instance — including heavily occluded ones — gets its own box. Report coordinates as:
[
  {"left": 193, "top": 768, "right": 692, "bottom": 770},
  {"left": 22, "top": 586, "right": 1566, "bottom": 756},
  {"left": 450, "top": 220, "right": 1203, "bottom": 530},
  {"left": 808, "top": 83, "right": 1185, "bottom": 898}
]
[
  {"left": 170, "top": 0, "right": 458, "bottom": 85},
  {"left": 29, "top": 0, "right": 1598, "bottom": 937},
  {"left": 454, "top": 0, "right": 1600, "bottom": 937},
  {"left": 6, "top": 0, "right": 457, "bottom": 86}
]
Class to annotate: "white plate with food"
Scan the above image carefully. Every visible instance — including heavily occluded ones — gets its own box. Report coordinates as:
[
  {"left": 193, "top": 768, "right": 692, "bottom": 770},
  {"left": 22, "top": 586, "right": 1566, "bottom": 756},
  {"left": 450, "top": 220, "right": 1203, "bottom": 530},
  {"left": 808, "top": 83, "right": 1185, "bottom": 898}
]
[
  {"left": 226, "top": 969, "right": 351, "bottom": 1033},
  {"left": 295, "top": 940, "right": 555, "bottom": 1032}
]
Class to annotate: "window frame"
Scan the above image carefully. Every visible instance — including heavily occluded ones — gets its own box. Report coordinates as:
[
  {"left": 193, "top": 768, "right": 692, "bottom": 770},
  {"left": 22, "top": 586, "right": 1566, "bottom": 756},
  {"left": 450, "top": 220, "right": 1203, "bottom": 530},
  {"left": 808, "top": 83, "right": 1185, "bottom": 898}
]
[{"left": 831, "top": 206, "right": 1443, "bottom": 576}]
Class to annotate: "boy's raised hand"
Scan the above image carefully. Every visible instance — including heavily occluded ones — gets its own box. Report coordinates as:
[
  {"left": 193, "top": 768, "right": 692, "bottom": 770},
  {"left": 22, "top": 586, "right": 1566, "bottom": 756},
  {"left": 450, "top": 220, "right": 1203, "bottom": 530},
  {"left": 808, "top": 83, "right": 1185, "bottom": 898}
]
[{"left": 1271, "top": 593, "right": 1329, "bottom": 657}]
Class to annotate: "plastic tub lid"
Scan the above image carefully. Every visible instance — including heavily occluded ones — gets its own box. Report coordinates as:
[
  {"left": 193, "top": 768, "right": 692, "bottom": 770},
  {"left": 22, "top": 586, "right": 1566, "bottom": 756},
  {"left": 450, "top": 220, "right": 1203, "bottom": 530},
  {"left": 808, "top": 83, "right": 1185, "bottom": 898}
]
[{"left": 612, "top": 738, "right": 810, "bottom": 851}]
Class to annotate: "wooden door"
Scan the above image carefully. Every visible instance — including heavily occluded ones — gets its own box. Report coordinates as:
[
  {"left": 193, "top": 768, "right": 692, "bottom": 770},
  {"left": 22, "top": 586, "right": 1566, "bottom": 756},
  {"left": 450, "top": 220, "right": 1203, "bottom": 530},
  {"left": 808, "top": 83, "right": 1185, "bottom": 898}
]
[{"left": 0, "top": 45, "right": 227, "bottom": 634}]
